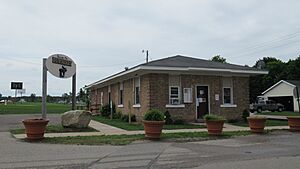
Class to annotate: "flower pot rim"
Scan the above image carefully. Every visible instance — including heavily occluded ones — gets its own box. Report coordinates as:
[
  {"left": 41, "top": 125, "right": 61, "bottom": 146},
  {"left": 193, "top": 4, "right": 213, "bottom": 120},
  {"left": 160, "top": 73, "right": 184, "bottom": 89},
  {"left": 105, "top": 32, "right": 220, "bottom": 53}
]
[
  {"left": 143, "top": 120, "right": 165, "bottom": 123},
  {"left": 205, "top": 119, "right": 226, "bottom": 122},
  {"left": 287, "top": 116, "right": 300, "bottom": 119},
  {"left": 247, "top": 116, "right": 267, "bottom": 120},
  {"left": 22, "top": 118, "right": 50, "bottom": 123}
]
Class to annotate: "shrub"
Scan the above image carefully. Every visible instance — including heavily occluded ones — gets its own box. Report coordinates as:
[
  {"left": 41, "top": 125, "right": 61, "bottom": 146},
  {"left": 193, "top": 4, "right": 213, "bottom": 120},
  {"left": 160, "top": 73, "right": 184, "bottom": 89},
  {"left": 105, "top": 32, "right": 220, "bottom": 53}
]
[
  {"left": 113, "top": 111, "right": 122, "bottom": 119},
  {"left": 204, "top": 114, "right": 225, "bottom": 121},
  {"left": 173, "top": 119, "right": 185, "bottom": 125},
  {"left": 100, "top": 103, "right": 116, "bottom": 117},
  {"left": 242, "top": 109, "right": 250, "bottom": 122},
  {"left": 164, "top": 111, "right": 173, "bottom": 124},
  {"left": 121, "top": 114, "right": 137, "bottom": 122},
  {"left": 144, "top": 109, "right": 164, "bottom": 121},
  {"left": 227, "top": 119, "right": 239, "bottom": 123}
]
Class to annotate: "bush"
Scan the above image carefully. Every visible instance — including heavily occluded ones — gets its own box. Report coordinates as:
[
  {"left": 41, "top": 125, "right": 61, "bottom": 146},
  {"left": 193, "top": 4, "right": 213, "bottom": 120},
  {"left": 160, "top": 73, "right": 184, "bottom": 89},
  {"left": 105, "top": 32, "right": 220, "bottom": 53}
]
[
  {"left": 227, "top": 119, "right": 239, "bottom": 123},
  {"left": 204, "top": 114, "right": 225, "bottom": 121},
  {"left": 164, "top": 111, "right": 173, "bottom": 124},
  {"left": 242, "top": 109, "right": 250, "bottom": 122},
  {"left": 100, "top": 103, "right": 116, "bottom": 117},
  {"left": 113, "top": 111, "right": 122, "bottom": 119},
  {"left": 144, "top": 109, "right": 164, "bottom": 121},
  {"left": 173, "top": 119, "right": 185, "bottom": 125},
  {"left": 121, "top": 114, "right": 136, "bottom": 122}
]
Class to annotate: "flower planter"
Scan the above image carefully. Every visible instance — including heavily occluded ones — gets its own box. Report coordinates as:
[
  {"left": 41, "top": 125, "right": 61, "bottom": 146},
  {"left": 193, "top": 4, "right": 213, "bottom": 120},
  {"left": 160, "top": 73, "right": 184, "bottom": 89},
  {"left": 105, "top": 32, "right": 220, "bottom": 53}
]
[
  {"left": 247, "top": 117, "right": 266, "bottom": 133},
  {"left": 205, "top": 120, "right": 225, "bottom": 136},
  {"left": 22, "top": 118, "right": 49, "bottom": 140},
  {"left": 287, "top": 116, "right": 300, "bottom": 132},
  {"left": 143, "top": 120, "right": 165, "bottom": 139}
]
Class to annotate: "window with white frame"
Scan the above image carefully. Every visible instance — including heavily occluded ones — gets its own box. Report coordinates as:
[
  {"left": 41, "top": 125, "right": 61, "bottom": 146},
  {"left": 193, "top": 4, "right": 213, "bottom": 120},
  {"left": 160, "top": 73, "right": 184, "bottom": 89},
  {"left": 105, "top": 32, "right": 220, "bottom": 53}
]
[
  {"left": 183, "top": 88, "right": 192, "bottom": 103},
  {"left": 223, "top": 78, "right": 233, "bottom": 104},
  {"left": 119, "top": 82, "right": 124, "bottom": 105},
  {"left": 169, "top": 75, "right": 181, "bottom": 105},
  {"left": 108, "top": 85, "right": 111, "bottom": 105},
  {"left": 100, "top": 92, "right": 103, "bottom": 105},
  {"left": 134, "top": 77, "right": 140, "bottom": 104}
]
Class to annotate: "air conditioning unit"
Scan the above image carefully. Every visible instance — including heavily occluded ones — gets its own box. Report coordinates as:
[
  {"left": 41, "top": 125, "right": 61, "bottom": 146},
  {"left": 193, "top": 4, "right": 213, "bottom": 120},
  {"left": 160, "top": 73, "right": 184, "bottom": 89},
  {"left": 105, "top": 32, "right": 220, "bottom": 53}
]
[{"left": 170, "top": 98, "right": 180, "bottom": 105}]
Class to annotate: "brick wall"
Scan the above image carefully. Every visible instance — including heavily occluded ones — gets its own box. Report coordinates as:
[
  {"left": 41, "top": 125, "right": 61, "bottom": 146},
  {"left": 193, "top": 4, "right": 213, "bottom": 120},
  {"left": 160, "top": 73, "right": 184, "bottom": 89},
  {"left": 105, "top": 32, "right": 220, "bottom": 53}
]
[{"left": 90, "top": 73, "right": 250, "bottom": 122}]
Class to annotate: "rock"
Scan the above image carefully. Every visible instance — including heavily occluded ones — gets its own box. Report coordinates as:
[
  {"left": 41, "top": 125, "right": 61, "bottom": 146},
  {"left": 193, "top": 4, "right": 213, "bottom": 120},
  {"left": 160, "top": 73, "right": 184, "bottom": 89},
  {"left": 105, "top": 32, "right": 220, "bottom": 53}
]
[{"left": 61, "top": 110, "right": 92, "bottom": 128}]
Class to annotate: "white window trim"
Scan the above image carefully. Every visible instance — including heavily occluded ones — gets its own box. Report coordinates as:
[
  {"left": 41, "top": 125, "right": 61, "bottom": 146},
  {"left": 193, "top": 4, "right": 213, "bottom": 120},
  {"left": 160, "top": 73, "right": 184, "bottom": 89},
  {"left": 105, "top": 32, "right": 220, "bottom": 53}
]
[
  {"left": 165, "top": 104, "right": 185, "bottom": 108},
  {"left": 119, "top": 82, "right": 124, "bottom": 105},
  {"left": 169, "top": 86, "right": 181, "bottom": 105},
  {"left": 220, "top": 104, "right": 237, "bottom": 108},
  {"left": 133, "top": 104, "right": 141, "bottom": 108},
  {"left": 223, "top": 87, "right": 234, "bottom": 105},
  {"left": 117, "top": 104, "right": 124, "bottom": 108},
  {"left": 134, "top": 77, "right": 141, "bottom": 105}
]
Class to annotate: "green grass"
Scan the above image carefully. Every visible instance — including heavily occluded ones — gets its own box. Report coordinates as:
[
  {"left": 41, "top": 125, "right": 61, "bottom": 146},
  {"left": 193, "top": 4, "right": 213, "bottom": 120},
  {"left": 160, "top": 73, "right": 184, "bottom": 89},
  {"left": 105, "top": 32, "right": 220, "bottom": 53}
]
[
  {"left": 40, "top": 130, "right": 253, "bottom": 146},
  {"left": 259, "top": 111, "right": 300, "bottom": 116},
  {"left": 10, "top": 125, "right": 97, "bottom": 134},
  {"left": 92, "top": 115, "right": 205, "bottom": 131},
  {"left": 229, "top": 119, "right": 288, "bottom": 127},
  {"left": 0, "top": 102, "right": 71, "bottom": 114}
]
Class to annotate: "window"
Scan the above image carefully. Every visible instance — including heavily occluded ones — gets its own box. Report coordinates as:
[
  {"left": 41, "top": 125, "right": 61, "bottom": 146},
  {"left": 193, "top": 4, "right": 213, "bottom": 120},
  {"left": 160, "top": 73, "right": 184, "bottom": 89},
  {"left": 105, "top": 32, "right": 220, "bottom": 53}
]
[
  {"left": 134, "top": 77, "right": 140, "bottom": 104},
  {"left": 169, "top": 75, "right": 181, "bottom": 105},
  {"left": 222, "top": 78, "right": 233, "bottom": 104},
  {"left": 108, "top": 85, "right": 111, "bottom": 105},
  {"left": 183, "top": 88, "right": 192, "bottom": 103},
  {"left": 100, "top": 92, "right": 103, "bottom": 105},
  {"left": 119, "top": 82, "right": 124, "bottom": 105}
]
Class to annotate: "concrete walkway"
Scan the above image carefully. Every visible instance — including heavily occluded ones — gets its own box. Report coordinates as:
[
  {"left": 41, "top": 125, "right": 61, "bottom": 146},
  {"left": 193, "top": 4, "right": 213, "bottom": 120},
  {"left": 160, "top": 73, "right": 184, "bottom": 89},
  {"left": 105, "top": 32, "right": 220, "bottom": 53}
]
[
  {"left": 13, "top": 120, "right": 289, "bottom": 139},
  {"left": 253, "top": 114, "right": 288, "bottom": 120}
]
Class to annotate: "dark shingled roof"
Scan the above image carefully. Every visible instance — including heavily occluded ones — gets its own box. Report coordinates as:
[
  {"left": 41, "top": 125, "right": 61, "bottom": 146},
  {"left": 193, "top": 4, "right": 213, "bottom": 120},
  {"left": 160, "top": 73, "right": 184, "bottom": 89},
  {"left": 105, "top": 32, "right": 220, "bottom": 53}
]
[{"left": 140, "top": 55, "right": 262, "bottom": 71}]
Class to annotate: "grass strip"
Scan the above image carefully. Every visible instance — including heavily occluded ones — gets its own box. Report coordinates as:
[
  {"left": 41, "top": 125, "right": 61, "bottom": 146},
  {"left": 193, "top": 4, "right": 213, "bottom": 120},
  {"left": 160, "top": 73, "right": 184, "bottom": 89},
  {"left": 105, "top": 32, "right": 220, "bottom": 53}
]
[
  {"left": 10, "top": 125, "right": 97, "bottom": 134},
  {"left": 39, "top": 130, "right": 253, "bottom": 146},
  {"left": 92, "top": 116, "right": 205, "bottom": 131}
]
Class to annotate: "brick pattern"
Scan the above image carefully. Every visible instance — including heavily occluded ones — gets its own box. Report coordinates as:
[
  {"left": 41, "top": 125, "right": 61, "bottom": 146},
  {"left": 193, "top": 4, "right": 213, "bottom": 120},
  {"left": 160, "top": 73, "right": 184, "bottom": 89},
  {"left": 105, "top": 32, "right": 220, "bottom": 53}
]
[{"left": 90, "top": 73, "right": 250, "bottom": 122}]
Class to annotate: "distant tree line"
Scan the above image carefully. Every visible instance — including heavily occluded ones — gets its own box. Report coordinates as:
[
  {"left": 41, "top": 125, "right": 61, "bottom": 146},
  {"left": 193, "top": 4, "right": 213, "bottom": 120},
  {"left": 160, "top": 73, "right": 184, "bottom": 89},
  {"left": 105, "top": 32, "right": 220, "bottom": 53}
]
[{"left": 211, "top": 55, "right": 300, "bottom": 102}]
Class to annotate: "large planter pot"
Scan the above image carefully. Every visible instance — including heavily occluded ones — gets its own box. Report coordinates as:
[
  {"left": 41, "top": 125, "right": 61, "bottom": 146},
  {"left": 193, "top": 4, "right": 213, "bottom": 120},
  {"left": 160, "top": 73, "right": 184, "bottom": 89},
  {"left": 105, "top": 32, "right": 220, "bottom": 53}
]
[
  {"left": 287, "top": 116, "right": 300, "bottom": 132},
  {"left": 143, "top": 120, "right": 165, "bottom": 139},
  {"left": 22, "top": 118, "right": 49, "bottom": 140},
  {"left": 247, "top": 117, "right": 266, "bottom": 133},
  {"left": 205, "top": 120, "right": 225, "bottom": 136}
]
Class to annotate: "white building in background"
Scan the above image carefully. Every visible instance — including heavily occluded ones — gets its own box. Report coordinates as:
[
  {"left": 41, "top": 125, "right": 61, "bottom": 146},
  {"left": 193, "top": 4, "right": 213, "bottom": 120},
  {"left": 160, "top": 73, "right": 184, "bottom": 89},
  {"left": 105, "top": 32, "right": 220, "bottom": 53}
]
[{"left": 261, "top": 80, "right": 300, "bottom": 112}]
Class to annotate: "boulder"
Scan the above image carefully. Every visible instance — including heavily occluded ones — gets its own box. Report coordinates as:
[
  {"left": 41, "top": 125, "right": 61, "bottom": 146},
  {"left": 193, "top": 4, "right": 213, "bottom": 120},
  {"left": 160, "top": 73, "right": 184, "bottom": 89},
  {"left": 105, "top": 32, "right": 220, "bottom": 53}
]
[{"left": 61, "top": 110, "right": 92, "bottom": 128}]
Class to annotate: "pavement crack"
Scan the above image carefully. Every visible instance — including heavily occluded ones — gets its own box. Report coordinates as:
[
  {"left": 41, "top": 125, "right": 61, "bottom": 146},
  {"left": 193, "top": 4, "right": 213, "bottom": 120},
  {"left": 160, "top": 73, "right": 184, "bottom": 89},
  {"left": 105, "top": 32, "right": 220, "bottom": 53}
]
[{"left": 146, "top": 143, "right": 170, "bottom": 169}]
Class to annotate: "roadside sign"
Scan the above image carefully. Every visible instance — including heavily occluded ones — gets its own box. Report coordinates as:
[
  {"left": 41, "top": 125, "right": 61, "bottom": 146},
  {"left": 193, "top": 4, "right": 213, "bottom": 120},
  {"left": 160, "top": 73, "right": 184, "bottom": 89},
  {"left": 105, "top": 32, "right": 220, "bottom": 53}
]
[
  {"left": 11, "top": 82, "right": 23, "bottom": 89},
  {"left": 46, "top": 54, "right": 76, "bottom": 79}
]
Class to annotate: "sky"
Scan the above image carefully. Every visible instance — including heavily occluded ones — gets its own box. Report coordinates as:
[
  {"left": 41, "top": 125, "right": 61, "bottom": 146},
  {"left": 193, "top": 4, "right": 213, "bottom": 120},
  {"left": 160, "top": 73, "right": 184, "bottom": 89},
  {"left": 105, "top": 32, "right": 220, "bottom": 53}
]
[{"left": 0, "top": 0, "right": 300, "bottom": 97}]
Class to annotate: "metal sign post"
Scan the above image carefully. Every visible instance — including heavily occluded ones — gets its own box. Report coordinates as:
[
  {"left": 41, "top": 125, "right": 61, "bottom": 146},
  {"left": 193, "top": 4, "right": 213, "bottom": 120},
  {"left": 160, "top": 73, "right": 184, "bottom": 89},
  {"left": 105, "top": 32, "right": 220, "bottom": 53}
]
[
  {"left": 42, "top": 58, "right": 47, "bottom": 119},
  {"left": 42, "top": 54, "right": 76, "bottom": 119}
]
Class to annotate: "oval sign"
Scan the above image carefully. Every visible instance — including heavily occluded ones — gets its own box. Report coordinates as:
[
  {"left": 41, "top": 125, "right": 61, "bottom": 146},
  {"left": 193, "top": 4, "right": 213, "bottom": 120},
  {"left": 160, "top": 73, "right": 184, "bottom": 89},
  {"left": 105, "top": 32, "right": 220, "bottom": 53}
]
[{"left": 46, "top": 54, "right": 76, "bottom": 79}]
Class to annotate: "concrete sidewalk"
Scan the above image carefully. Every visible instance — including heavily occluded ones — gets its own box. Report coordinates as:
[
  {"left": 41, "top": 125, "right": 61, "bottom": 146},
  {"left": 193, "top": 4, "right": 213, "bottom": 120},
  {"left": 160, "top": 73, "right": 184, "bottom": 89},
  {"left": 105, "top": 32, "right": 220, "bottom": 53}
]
[{"left": 13, "top": 120, "right": 289, "bottom": 139}]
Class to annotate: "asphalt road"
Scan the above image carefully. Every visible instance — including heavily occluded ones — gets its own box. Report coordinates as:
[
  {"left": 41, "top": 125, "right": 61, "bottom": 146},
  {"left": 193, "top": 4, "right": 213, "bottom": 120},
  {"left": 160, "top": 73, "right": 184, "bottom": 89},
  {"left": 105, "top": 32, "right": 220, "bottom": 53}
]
[
  {"left": 1, "top": 130, "right": 300, "bottom": 169},
  {"left": 0, "top": 114, "right": 61, "bottom": 131}
]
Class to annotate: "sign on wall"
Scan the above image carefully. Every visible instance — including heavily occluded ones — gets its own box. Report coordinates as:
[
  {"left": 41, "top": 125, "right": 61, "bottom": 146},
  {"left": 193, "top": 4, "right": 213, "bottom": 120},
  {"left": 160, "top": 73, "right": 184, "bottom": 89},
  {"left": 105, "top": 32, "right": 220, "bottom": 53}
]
[
  {"left": 46, "top": 54, "right": 76, "bottom": 79},
  {"left": 11, "top": 82, "right": 23, "bottom": 89}
]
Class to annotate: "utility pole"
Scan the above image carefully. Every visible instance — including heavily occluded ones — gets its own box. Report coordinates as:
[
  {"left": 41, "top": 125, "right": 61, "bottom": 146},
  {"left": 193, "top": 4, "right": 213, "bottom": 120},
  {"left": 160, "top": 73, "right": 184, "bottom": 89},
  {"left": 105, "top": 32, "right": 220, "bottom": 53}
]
[{"left": 142, "top": 50, "right": 149, "bottom": 63}]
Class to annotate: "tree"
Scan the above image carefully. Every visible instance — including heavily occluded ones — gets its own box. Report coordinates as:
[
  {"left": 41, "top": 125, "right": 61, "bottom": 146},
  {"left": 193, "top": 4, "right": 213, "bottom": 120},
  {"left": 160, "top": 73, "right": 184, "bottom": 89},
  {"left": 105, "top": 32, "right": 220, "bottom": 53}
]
[
  {"left": 210, "top": 55, "right": 226, "bottom": 63},
  {"left": 77, "top": 88, "right": 86, "bottom": 102},
  {"left": 62, "top": 93, "right": 69, "bottom": 103},
  {"left": 30, "top": 93, "right": 36, "bottom": 102},
  {"left": 0, "top": 93, "right": 2, "bottom": 99}
]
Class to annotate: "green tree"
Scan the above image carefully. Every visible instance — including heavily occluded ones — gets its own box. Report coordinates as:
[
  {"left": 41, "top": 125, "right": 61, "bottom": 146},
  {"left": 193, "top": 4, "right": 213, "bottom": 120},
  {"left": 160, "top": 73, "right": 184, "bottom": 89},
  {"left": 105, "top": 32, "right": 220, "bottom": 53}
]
[
  {"left": 210, "top": 55, "right": 226, "bottom": 63},
  {"left": 30, "top": 93, "right": 36, "bottom": 102}
]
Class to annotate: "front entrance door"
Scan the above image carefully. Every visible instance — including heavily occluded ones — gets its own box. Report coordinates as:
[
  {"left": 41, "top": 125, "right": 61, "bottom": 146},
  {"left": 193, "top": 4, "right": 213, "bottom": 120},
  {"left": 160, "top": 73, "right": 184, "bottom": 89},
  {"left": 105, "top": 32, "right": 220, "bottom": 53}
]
[{"left": 196, "top": 86, "right": 209, "bottom": 119}]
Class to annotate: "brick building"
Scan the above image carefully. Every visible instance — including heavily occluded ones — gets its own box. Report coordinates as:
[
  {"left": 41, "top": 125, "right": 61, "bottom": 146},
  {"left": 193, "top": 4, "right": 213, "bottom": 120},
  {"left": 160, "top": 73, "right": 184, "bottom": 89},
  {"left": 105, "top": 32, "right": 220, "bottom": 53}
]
[{"left": 85, "top": 55, "right": 267, "bottom": 122}]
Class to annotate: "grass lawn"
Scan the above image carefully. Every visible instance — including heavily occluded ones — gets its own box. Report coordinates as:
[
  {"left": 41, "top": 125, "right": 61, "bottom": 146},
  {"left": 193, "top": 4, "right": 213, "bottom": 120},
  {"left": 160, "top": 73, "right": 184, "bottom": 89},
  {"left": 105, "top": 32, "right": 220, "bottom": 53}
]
[
  {"left": 259, "top": 111, "right": 300, "bottom": 116},
  {"left": 92, "top": 115, "right": 206, "bottom": 131},
  {"left": 0, "top": 102, "right": 71, "bottom": 114},
  {"left": 40, "top": 130, "right": 253, "bottom": 146},
  {"left": 10, "top": 125, "right": 97, "bottom": 134},
  {"left": 229, "top": 119, "right": 288, "bottom": 127}
]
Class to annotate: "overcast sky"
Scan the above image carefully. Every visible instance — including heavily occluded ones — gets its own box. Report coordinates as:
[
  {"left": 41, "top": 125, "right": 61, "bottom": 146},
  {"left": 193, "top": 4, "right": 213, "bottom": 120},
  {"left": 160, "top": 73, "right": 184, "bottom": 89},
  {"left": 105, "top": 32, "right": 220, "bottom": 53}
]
[{"left": 0, "top": 0, "right": 300, "bottom": 96}]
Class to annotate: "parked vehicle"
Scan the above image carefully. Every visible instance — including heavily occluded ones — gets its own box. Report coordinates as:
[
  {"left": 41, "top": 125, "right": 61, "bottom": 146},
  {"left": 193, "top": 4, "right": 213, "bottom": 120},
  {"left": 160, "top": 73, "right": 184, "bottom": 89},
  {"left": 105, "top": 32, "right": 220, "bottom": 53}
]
[{"left": 249, "top": 100, "right": 284, "bottom": 113}]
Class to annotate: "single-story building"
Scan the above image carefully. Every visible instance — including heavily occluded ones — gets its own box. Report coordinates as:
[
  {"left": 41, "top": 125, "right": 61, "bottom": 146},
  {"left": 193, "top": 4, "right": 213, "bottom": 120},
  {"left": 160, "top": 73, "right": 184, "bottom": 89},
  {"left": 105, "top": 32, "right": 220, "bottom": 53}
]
[
  {"left": 261, "top": 80, "right": 300, "bottom": 112},
  {"left": 85, "top": 55, "right": 268, "bottom": 122}
]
